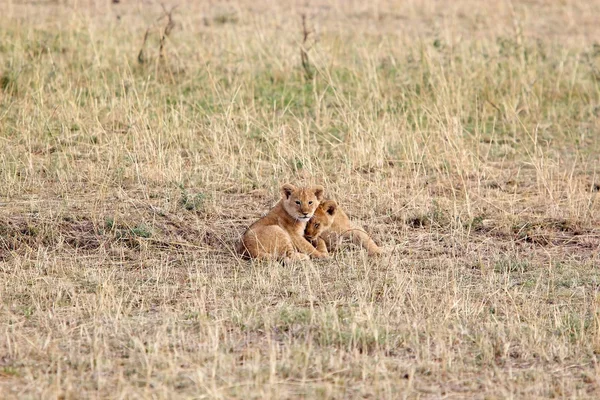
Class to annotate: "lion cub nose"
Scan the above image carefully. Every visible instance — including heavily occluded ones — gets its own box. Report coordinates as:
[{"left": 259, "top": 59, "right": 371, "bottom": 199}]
[{"left": 303, "top": 212, "right": 309, "bottom": 216}]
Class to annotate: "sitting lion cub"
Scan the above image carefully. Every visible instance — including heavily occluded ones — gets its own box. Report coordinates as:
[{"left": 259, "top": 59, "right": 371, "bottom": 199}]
[
  {"left": 237, "top": 183, "right": 329, "bottom": 261},
  {"left": 304, "top": 200, "right": 382, "bottom": 256}
]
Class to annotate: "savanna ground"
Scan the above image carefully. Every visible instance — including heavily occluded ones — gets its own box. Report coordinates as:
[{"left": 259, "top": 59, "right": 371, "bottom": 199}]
[{"left": 1, "top": 0, "right": 600, "bottom": 398}]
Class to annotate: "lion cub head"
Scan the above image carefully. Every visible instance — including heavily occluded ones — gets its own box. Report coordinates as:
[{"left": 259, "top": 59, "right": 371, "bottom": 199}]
[
  {"left": 305, "top": 200, "right": 337, "bottom": 241},
  {"left": 281, "top": 183, "right": 324, "bottom": 222}
]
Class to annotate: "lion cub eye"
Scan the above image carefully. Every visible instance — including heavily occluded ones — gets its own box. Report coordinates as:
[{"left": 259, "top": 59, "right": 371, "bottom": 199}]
[
  {"left": 308, "top": 201, "right": 313, "bottom": 205},
  {"left": 295, "top": 200, "right": 301, "bottom": 205},
  {"left": 314, "top": 223, "right": 320, "bottom": 228}
]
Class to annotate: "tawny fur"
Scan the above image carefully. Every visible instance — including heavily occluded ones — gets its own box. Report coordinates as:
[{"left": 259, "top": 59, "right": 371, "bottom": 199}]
[
  {"left": 237, "top": 183, "right": 328, "bottom": 261},
  {"left": 305, "top": 200, "right": 382, "bottom": 256}
]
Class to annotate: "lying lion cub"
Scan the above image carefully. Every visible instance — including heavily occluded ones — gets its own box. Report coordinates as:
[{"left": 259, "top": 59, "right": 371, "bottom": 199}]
[
  {"left": 304, "top": 200, "right": 382, "bottom": 256},
  {"left": 237, "top": 183, "right": 329, "bottom": 261}
]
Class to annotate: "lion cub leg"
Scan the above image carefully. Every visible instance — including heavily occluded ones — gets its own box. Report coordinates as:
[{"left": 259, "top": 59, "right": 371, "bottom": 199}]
[
  {"left": 307, "top": 237, "right": 329, "bottom": 255},
  {"left": 242, "top": 225, "right": 299, "bottom": 261},
  {"left": 322, "top": 229, "right": 381, "bottom": 256},
  {"left": 320, "top": 231, "right": 341, "bottom": 253},
  {"left": 290, "top": 232, "right": 329, "bottom": 259},
  {"left": 283, "top": 251, "right": 310, "bottom": 262},
  {"left": 347, "top": 227, "right": 382, "bottom": 256},
  {"left": 314, "top": 238, "right": 328, "bottom": 254}
]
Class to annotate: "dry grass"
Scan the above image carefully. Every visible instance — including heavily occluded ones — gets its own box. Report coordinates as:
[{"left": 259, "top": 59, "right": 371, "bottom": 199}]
[{"left": 1, "top": 0, "right": 600, "bottom": 398}]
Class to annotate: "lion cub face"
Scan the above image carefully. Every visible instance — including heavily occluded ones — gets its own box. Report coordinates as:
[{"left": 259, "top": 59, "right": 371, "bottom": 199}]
[
  {"left": 305, "top": 200, "right": 337, "bottom": 240},
  {"left": 281, "top": 183, "right": 324, "bottom": 222}
]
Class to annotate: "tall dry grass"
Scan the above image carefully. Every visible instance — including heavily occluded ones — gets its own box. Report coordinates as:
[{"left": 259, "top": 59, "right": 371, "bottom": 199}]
[{"left": 1, "top": 0, "right": 600, "bottom": 398}]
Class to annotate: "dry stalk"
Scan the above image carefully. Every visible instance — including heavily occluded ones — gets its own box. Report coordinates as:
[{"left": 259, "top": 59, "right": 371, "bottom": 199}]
[
  {"left": 300, "top": 13, "right": 314, "bottom": 80},
  {"left": 137, "top": 28, "right": 151, "bottom": 64},
  {"left": 159, "top": 4, "right": 177, "bottom": 60},
  {"left": 137, "top": 4, "right": 178, "bottom": 65}
]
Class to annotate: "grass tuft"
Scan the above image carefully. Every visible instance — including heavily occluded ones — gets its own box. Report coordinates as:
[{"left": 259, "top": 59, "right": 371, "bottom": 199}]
[{"left": 1, "top": 1, "right": 600, "bottom": 398}]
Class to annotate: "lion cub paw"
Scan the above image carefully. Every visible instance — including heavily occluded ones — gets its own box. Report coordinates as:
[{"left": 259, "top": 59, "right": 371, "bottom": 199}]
[
  {"left": 312, "top": 251, "right": 331, "bottom": 260},
  {"left": 376, "top": 246, "right": 398, "bottom": 255},
  {"left": 286, "top": 252, "right": 310, "bottom": 262}
]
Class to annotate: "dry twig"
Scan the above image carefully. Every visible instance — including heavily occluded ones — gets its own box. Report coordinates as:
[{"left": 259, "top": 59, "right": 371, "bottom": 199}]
[
  {"left": 137, "top": 4, "right": 178, "bottom": 64},
  {"left": 300, "top": 13, "right": 314, "bottom": 80},
  {"left": 159, "top": 4, "right": 177, "bottom": 60}
]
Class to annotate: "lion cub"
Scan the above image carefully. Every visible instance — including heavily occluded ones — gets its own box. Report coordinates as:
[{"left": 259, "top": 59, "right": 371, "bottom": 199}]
[
  {"left": 237, "top": 183, "right": 329, "bottom": 261},
  {"left": 305, "top": 200, "right": 382, "bottom": 256}
]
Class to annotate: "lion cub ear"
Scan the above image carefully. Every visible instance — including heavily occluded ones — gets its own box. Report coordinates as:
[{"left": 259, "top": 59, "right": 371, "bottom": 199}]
[
  {"left": 313, "top": 185, "right": 325, "bottom": 201},
  {"left": 281, "top": 183, "right": 296, "bottom": 199},
  {"left": 322, "top": 200, "right": 337, "bottom": 216}
]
